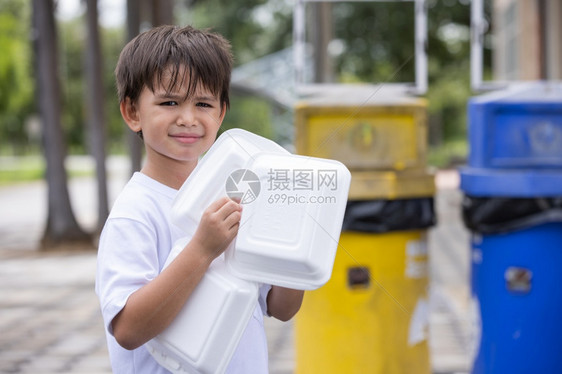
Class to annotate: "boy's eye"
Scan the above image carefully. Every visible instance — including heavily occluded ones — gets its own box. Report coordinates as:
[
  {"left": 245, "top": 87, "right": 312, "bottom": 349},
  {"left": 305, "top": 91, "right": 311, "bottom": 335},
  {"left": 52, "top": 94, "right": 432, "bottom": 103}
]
[
  {"left": 160, "top": 101, "right": 178, "bottom": 106},
  {"left": 196, "top": 102, "right": 212, "bottom": 108}
]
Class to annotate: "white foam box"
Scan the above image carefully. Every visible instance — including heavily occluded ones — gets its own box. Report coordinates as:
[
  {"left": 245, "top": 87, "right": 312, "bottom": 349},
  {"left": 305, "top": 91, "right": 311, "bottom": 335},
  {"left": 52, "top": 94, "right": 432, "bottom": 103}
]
[
  {"left": 146, "top": 238, "right": 258, "bottom": 374},
  {"left": 226, "top": 152, "right": 351, "bottom": 290},
  {"left": 150, "top": 129, "right": 351, "bottom": 373},
  {"left": 172, "top": 128, "right": 351, "bottom": 290}
]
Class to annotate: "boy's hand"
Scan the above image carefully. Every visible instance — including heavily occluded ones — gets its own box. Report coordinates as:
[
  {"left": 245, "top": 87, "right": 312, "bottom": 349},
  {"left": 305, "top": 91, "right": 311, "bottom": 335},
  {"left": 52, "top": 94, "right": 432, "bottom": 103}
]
[{"left": 190, "top": 197, "right": 242, "bottom": 260}]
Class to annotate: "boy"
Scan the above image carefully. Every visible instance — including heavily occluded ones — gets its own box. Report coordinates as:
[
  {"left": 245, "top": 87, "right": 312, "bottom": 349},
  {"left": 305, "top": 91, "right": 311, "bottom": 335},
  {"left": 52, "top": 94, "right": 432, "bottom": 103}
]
[{"left": 95, "top": 25, "right": 304, "bottom": 373}]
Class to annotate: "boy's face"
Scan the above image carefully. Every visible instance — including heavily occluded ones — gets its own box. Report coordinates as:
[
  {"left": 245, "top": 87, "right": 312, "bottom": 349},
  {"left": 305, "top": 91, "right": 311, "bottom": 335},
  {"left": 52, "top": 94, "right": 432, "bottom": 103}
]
[{"left": 123, "top": 69, "right": 226, "bottom": 168}]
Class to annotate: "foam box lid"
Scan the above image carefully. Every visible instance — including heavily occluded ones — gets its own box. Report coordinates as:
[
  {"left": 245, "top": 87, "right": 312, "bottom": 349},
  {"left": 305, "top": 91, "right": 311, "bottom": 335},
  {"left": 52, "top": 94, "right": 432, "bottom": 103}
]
[
  {"left": 171, "top": 129, "right": 289, "bottom": 234},
  {"left": 171, "top": 128, "right": 351, "bottom": 290}
]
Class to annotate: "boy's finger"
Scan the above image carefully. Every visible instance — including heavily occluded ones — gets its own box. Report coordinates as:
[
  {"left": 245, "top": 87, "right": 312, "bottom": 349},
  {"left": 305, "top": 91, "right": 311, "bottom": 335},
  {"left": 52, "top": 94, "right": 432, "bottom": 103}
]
[
  {"left": 223, "top": 210, "right": 242, "bottom": 230},
  {"left": 229, "top": 196, "right": 242, "bottom": 204},
  {"left": 205, "top": 196, "right": 232, "bottom": 213},
  {"left": 215, "top": 199, "right": 242, "bottom": 219}
]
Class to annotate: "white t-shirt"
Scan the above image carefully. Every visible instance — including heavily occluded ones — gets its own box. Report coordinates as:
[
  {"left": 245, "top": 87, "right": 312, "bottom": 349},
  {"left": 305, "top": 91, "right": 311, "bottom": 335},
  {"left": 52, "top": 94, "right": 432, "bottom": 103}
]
[{"left": 95, "top": 172, "right": 270, "bottom": 374}]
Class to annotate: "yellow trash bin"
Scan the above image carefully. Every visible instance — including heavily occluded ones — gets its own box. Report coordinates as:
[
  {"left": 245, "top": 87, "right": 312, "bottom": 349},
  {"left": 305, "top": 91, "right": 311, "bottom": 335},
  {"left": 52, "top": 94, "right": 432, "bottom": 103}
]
[
  {"left": 294, "top": 91, "right": 435, "bottom": 374},
  {"left": 295, "top": 213, "right": 433, "bottom": 374}
]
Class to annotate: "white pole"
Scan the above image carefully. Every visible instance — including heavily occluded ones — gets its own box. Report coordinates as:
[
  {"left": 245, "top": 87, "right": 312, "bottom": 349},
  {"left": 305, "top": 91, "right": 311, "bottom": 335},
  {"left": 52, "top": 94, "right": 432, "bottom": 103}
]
[
  {"left": 471, "top": 0, "right": 484, "bottom": 91},
  {"left": 415, "top": 0, "right": 428, "bottom": 94},
  {"left": 293, "top": 0, "right": 306, "bottom": 89}
]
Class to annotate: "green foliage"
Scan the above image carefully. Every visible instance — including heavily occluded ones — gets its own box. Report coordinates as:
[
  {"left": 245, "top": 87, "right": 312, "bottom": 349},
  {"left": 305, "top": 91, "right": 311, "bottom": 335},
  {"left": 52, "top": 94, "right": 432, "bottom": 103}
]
[
  {"left": 426, "top": 0, "right": 492, "bottom": 156},
  {"left": 427, "top": 138, "right": 468, "bottom": 168},
  {"left": 425, "top": 0, "right": 475, "bottom": 162},
  {"left": 220, "top": 95, "right": 274, "bottom": 139},
  {"left": 57, "top": 18, "right": 125, "bottom": 153},
  {"left": 0, "top": 0, "right": 124, "bottom": 155},
  {"left": 427, "top": 61, "right": 472, "bottom": 141},
  {"left": 183, "top": 0, "right": 292, "bottom": 66},
  {"left": 0, "top": 0, "right": 34, "bottom": 153},
  {"left": 331, "top": 2, "right": 416, "bottom": 84}
]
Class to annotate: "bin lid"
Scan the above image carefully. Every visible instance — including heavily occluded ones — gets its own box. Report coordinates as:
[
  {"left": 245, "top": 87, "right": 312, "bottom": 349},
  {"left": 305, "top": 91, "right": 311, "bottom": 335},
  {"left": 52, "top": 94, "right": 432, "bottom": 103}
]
[
  {"left": 469, "top": 81, "right": 562, "bottom": 104},
  {"left": 467, "top": 82, "right": 562, "bottom": 170},
  {"left": 294, "top": 84, "right": 427, "bottom": 107},
  {"left": 460, "top": 166, "right": 562, "bottom": 197}
]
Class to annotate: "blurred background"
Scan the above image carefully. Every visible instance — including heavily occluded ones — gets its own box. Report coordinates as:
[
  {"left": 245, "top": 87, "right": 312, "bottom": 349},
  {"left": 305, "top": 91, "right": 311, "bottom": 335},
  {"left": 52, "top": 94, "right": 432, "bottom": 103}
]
[
  {"left": 1, "top": 0, "right": 489, "bottom": 247},
  {"left": 1, "top": 0, "right": 479, "bottom": 175},
  {"left": 0, "top": 1, "right": 561, "bottom": 373},
  {"left": 2, "top": 0, "right": 560, "bottom": 246}
]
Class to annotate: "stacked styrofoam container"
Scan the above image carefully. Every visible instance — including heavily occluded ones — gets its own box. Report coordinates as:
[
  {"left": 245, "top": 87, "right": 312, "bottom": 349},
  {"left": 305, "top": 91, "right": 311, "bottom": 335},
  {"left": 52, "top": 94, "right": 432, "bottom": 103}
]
[{"left": 147, "top": 129, "right": 351, "bottom": 374}]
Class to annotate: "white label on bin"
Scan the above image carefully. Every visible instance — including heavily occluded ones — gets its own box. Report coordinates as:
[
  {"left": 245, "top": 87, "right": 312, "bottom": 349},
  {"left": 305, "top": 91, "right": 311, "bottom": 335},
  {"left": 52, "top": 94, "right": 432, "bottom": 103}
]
[
  {"left": 468, "top": 296, "right": 482, "bottom": 363},
  {"left": 405, "top": 239, "right": 428, "bottom": 279},
  {"left": 472, "top": 248, "right": 483, "bottom": 264},
  {"left": 472, "top": 234, "right": 483, "bottom": 246},
  {"left": 408, "top": 298, "right": 429, "bottom": 346},
  {"left": 406, "top": 239, "right": 428, "bottom": 256}
]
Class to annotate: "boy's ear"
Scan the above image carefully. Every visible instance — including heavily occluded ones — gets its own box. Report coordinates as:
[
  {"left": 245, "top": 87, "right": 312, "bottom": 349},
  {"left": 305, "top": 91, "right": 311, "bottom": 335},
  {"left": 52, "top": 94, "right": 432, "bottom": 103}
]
[
  {"left": 219, "top": 103, "right": 227, "bottom": 124},
  {"left": 120, "top": 98, "right": 142, "bottom": 133}
]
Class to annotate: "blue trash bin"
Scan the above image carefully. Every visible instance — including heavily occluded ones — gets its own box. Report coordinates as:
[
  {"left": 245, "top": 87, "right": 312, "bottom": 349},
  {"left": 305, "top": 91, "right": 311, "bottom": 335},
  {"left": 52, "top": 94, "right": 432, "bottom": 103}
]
[
  {"left": 460, "top": 83, "right": 562, "bottom": 374},
  {"left": 470, "top": 222, "right": 562, "bottom": 373}
]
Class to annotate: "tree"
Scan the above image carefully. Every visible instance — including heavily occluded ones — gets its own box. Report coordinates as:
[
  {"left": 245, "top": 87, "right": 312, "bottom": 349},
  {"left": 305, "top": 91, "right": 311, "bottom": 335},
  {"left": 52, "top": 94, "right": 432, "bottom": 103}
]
[
  {"left": 32, "top": 0, "right": 91, "bottom": 249},
  {"left": 84, "top": 0, "right": 109, "bottom": 232},
  {"left": 151, "top": 0, "right": 174, "bottom": 25},
  {"left": 125, "top": 0, "right": 143, "bottom": 174}
]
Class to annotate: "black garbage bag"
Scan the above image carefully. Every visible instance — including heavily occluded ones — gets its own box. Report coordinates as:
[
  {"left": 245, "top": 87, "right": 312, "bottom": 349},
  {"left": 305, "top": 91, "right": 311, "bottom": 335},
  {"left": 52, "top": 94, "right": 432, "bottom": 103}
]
[
  {"left": 342, "top": 198, "right": 436, "bottom": 233},
  {"left": 462, "top": 195, "right": 562, "bottom": 234}
]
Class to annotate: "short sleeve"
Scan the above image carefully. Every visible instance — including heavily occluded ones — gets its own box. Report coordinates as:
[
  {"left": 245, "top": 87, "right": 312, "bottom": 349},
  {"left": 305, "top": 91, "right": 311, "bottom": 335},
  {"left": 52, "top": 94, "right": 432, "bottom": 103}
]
[
  {"left": 95, "top": 217, "right": 160, "bottom": 336},
  {"left": 257, "top": 283, "right": 272, "bottom": 317}
]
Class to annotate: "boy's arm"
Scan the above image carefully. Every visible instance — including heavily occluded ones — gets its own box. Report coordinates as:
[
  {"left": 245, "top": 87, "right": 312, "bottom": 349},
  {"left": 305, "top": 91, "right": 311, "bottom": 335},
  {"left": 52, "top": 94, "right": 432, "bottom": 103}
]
[
  {"left": 111, "top": 197, "right": 242, "bottom": 350},
  {"left": 266, "top": 286, "right": 305, "bottom": 322}
]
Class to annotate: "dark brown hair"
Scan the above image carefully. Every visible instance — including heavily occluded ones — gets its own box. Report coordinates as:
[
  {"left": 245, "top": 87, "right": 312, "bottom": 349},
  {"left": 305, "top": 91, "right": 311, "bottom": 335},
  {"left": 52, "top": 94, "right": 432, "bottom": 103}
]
[{"left": 115, "top": 25, "right": 233, "bottom": 111}]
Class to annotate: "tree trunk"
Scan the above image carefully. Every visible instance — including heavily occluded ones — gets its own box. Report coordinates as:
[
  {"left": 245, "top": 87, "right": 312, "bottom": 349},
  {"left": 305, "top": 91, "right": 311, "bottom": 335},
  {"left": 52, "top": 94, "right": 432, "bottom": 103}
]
[
  {"left": 151, "top": 0, "right": 174, "bottom": 26},
  {"left": 32, "top": 0, "right": 91, "bottom": 249},
  {"left": 126, "top": 0, "right": 143, "bottom": 174},
  {"left": 84, "top": 0, "right": 109, "bottom": 232},
  {"left": 311, "top": 2, "right": 333, "bottom": 83},
  {"left": 124, "top": 0, "right": 174, "bottom": 176}
]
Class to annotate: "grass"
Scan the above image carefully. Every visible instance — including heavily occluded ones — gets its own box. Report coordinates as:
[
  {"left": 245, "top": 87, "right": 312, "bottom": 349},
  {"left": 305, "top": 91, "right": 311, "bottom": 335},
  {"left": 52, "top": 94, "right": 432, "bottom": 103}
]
[
  {"left": 0, "top": 168, "right": 45, "bottom": 185},
  {"left": 0, "top": 156, "right": 44, "bottom": 185},
  {"left": 0, "top": 155, "right": 94, "bottom": 185}
]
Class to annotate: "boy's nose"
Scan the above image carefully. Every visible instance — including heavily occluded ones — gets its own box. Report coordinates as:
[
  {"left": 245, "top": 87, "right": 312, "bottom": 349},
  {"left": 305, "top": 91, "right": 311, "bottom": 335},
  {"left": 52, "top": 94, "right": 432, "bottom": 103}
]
[{"left": 176, "top": 107, "right": 196, "bottom": 127}]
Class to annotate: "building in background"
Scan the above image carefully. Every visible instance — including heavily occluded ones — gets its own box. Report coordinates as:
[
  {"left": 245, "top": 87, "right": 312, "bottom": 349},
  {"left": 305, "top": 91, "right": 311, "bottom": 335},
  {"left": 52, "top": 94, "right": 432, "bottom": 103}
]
[{"left": 493, "top": 0, "right": 562, "bottom": 81}]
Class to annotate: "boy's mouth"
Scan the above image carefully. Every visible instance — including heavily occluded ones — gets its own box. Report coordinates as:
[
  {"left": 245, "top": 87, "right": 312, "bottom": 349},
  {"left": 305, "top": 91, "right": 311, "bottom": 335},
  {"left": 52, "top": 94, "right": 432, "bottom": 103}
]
[{"left": 170, "top": 133, "right": 202, "bottom": 144}]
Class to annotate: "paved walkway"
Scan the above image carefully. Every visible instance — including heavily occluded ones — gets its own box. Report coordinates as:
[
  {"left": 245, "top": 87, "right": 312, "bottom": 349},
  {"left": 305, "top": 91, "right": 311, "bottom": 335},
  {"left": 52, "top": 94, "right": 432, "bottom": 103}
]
[
  {"left": 0, "top": 163, "right": 472, "bottom": 373},
  {"left": 0, "top": 250, "right": 110, "bottom": 373}
]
